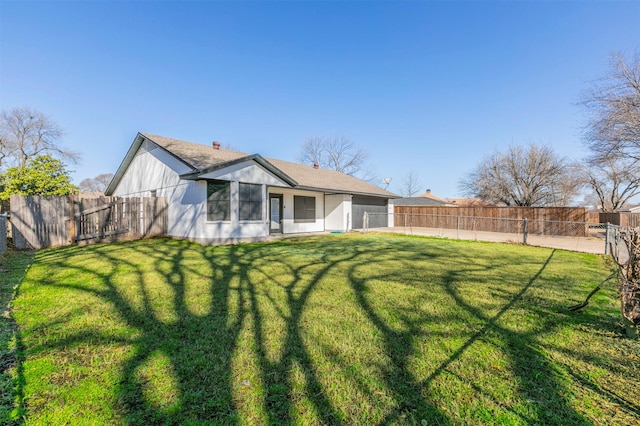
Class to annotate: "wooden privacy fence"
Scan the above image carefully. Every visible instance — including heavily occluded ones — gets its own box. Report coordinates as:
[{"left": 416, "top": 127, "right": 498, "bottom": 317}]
[
  {"left": 10, "top": 195, "right": 168, "bottom": 250},
  {"left": 599, "top": 211, "right": 640, "bottom": 228},
  {"left": 393, "top": 206, "right": 591, "bottom": 237},
  {"left": 0, "top": 215, "right": 7, "bottom": 256}
]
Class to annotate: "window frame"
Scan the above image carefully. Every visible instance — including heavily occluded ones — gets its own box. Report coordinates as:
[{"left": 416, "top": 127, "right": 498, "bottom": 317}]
[
  {"left": 293, "top": 195, "right": 316, "bottom": 223},
  {"left": 206, "top": 180, "right": 231, "bottom": 222},
  {"left": 239, "top": 182, "right": 263, "bottom": 221}
]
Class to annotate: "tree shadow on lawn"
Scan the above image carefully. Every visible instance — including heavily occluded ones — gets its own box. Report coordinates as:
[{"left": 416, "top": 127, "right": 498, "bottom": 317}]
[
  {"left": 21, "top": 237, "right": 624, "bottom": 424},
  {"left": 435, "top": 250, "right": 589, "bottom": 424},
  {"left": 346, "top": 247, "right": 608, "bottom": 425},
  {"left": 0, "top": 251, "right": 33, "bottom": 425},
  {"left": 29, "top": 241, "right": 247, "bottom": 423},
  {"left": 29, "top": 239, "right": 359, "bottom": 424}
]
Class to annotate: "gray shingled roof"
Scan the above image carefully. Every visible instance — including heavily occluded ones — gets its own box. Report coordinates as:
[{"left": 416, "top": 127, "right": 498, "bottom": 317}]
[
  {"left": 142, "top": 133, "right": 397, "bottom": 198},
  {"left": 393, "top": 197, "right": 448, "bottom": 206},
  {"left": 142, "top": 133, "right": 249, "bottom": 170}
]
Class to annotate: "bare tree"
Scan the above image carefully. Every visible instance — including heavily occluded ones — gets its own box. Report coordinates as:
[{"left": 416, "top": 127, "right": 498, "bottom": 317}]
[
  {"left": 554, "top": 161, "right": 586, "bottom": 207},
  {"left": 79, "top": 173, "right": 114, "bottom": 193},
  {"left": 610, "top": 228, "right": 640, "bottom": 337},
  {"left": 298, "top": 136, "right": 369, "bottom": 177},
  {"left": 581, "top": 50, "right": 640, "bottom": 162},
  {"left": 0, "top": 106, "right": 79, "bottom": 169},
  {"left": 0, "top": 123, "right": 15, "bottom": 170},
  {"left": 580, "top": 155, "right": 640, "bottom": 212},
  {"left": 399, "top": 171, "right": 422, "bottom": 197},
  {"left": 460, "top": 143, "right": 578, "bottom": 206}
]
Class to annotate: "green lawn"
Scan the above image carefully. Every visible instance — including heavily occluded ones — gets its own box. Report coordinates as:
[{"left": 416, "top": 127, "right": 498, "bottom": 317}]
[{"left": 2, "top": 234, "right": 640, "bottom": 425}]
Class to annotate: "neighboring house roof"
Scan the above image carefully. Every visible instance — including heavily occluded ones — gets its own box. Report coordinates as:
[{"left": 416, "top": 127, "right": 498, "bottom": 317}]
[
  {"left": 106, "top": 133, "right": 397, "bottom": 198},
  {"left": 417, "top": 189, "right": 447, "bottom": 202},
  {"left": 393, "top": 197, "right": 448, "bottom": 206}
]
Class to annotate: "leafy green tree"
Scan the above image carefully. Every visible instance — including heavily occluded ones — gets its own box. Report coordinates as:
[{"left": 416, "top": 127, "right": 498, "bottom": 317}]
[{"left": 0, "top": 154, "right": 78, "bottom": 201}]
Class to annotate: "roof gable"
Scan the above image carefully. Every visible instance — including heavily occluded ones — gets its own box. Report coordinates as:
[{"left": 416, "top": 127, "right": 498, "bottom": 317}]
[{"left": 180, "top": 154, "right": 297, "bottom": 186}]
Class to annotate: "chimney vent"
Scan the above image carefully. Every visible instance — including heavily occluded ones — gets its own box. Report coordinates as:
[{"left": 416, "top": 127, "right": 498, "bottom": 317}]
[
  {"left": 212, "top": 141, "right": 221, "bottom": 150},
  {"left": 313, "top": 162, "right": 319, "bottom": 169},
  {"left": 426, "top": 189, "right": 431, "bottom": 193}
]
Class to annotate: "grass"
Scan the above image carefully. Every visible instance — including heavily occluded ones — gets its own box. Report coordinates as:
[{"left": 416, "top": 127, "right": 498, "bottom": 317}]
[
  {"left": 2, "top": 233, "right": 640, "bottom": 425},
  {"left": 1, "top": 249, "right": 34, "bottom": 424}
]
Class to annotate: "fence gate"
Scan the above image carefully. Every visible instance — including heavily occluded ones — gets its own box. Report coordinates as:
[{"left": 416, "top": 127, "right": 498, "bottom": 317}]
[{"left": 74, "top": 197, "right": 167, "bottom": 243}]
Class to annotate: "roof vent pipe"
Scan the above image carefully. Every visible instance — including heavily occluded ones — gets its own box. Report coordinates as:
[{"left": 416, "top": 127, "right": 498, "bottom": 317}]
[
  {"left": 313, "top": 162, "right": 319, "bottom": 169},
  {"left": 212, "top": 141, "right": 221, "bottom": 150}
]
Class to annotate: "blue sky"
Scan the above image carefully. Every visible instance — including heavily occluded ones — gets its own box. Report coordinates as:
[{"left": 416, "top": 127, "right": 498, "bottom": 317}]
[{"left": 1, "top": 1, "right": 639, "bottom": 197}]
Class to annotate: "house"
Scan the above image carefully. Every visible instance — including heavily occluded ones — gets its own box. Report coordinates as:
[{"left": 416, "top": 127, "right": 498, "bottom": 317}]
[
  {"left": 417, "top": 189, "right": 449, "bottom": 203},
  {"left": 393, "top": 197, "right": 448, "bottom": 207},
  {"left": 394, "top": 189, "right": 455, "bottom": 207},
  {"left": 394, "top": 189, "right": 494, "bottom": 207},
  {"left": 105, "top": 133, "right": 397, "bottom": 244}
]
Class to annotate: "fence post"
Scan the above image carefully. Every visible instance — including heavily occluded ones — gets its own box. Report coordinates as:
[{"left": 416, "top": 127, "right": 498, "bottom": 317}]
[
  {"left": 457, "top": 216, "right": 460, "bottom": 240},
  {"left": 523, "top": 218, "right": 528, "bottom": 245},
  {"left": 605, "top": 222, "right": 610, "bottom": 255},
  {"left": 0, "top": 214, "right": 7, "bottom": 256},
  {"left": 68, "top": 194, "right": 76, "bottom": 244}
]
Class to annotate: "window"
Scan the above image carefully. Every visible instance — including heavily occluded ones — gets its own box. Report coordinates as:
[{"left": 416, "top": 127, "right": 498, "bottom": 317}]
[
  {"left": 294, "top": 196, "right": 316, "bottom": 223},
  {"left": 239, "top": 183, "right": 262, "bottom": 221},
  {"left": 207, "top": 180, "right": 230, "bottom": 221}
]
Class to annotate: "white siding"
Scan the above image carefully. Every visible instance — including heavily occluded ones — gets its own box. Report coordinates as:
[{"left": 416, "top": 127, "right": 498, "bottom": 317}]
[
  {"left": 387, "top": 201, "right": 395, "bottom": 227},
  {"left": 202, "top": 180, "right": 268, "bottom": 241},
  {"left": 324, "top": 194, "right": 352, "bottom": 232},
  {"left": 111, "top": 147, "right": 191, "bottom": 197},
  {"left": 268, "top": 188, "right": 325, "bottom": 234},
  {"left": 113, "top": 149, "right": 293, "bottom": 243},
  {"left": 199, "top": 162, "right": 289, "bottom": 187},
  {"left": 111, "top": 149, "right": 206, "bottom": 240}
]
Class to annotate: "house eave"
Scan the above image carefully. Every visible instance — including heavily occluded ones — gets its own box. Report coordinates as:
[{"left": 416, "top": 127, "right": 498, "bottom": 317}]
[
  {"left": 292, "top": 185, "right": 398, "bottom": 199},
  {"left": 105, "top": 133, "right": 145, "bottom": 196}
]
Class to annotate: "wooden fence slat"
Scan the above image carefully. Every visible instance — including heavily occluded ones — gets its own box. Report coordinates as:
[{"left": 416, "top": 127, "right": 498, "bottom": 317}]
[
  {"left": 394, "top": 206, "right": 590, "bottom": 237},
  {"left": 0, "top": 215, "right": 7, "bottom": 255},
  {"left": 76, "top": 228, "right": 130, "bottom": 241},
  {"left": 9, "top": 195, "right": 167, "bottom": 249}
]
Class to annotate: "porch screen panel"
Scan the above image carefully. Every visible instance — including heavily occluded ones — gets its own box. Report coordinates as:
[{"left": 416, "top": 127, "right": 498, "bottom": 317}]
[
  {"left": 239, "top": 183, "right": 263, "bottom": 221},
  {"left": 352, "top": 196, "right": 388, "bottom": 229},
  {"left": 207, "top": 180, "right": 230, "bottom": 221},
  {"left": 294, "top": 196, "right": 316, "bottom": 223}
]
